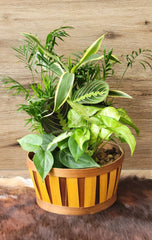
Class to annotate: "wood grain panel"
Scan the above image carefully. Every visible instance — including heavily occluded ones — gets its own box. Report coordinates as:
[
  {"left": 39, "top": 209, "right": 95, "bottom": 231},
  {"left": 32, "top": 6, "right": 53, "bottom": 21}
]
[{"left": 0, "top": 0, "right": 152, "bottom": 173}]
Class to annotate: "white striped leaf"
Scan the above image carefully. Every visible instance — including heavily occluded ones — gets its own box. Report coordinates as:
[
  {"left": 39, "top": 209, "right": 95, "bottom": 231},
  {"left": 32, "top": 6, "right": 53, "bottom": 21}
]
[
  {"left": 71, "top": 34, "right": 105, "bottom": 73},
  {"left": 54, "top": 72, "right": 75, "bottom": 111},
  {"left": 73, "top": 80, "right": 109, "bottom": 104}
]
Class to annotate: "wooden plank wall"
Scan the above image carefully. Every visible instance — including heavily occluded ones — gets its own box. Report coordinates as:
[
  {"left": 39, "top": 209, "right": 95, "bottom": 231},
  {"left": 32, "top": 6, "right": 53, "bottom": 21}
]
[{"left": 0, "top": 0, "right": 152, "bottom": 176}]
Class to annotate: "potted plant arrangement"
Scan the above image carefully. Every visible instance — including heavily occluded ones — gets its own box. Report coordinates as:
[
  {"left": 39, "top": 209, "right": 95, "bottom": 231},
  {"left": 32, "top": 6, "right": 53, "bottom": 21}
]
[{"left": 1, "top": 26, "right": 151, "bottom": 215}]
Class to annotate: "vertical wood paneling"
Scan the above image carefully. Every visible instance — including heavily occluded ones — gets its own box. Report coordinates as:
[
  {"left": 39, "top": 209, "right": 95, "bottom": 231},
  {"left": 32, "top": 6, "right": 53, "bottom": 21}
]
[
  {"left": 84, "top": 176, "right": 96, "bottom": 207},
  {"left": 99, "top": 174, "right": 108, "bottom": 203},
  {"left": 48, "top": 176, "right": 62, "bottom": 206},
  {"left": 66, "top": 178, "right": 79, "bottom": 207},
  {"left": 107, "top": 169, "right": 117, "bottom": 200}
]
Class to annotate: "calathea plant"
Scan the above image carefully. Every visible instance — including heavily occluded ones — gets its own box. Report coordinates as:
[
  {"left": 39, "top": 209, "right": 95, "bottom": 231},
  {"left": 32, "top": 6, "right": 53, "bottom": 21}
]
[{"left": 1, "top": 26, "right": 152, "bottom": 180}]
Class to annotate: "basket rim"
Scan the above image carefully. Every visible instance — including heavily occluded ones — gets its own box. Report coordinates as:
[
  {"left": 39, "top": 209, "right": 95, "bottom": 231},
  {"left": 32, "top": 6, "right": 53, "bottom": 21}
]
[{"left": 27, "top": 142, "right": 124, "bottom": 178}]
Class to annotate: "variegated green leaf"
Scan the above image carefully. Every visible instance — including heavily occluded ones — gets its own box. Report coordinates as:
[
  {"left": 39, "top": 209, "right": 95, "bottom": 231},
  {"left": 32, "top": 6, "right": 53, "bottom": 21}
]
[
  {"left": 79, "top": 53, "right": 104, "bottom": 66},
  {"left": 101, "top": 115, "right": 136, "bottom": 155},
  {"left": 71, "top": 34, "right": 105, "bottom": 73},
  {"left": 46, "top": 62, "right": 64, "bottom": 77},
  {"left": 73, "top": 80, "right": 109, "bottom": 104},
  {"left": 67, "top": 100, "right": 101, "bottom": 120},
  {"left": 47, "top": 131, "right": 72, "bottom": 150},
  {"left": 109, "top": 90, "right": 132, "bottom": 98},
  {"left": 117, "top": 108, "right": 139, "bottom": 135},
  {"left": 54, "top": 72, "right": 75, "bottom": 111}
]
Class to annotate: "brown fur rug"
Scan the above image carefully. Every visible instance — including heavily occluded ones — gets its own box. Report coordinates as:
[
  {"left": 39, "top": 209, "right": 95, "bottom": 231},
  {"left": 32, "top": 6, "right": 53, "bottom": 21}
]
[{"left": 0, "top": 176, "right": 152, "bottom": 240}]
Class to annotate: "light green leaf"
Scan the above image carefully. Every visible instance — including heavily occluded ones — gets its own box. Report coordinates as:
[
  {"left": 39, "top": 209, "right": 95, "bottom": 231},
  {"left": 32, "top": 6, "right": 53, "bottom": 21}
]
[
  {"left": 54, "top": 72, "right": 75, "bottom": 111},
  {"left": 71, "top": 34, "right": 105, "bottom": 73},
  {"left": 99, "top": 128, "right": 112, "bottom": 140},
  {"left": 33, "top": 149, "right": 54, "bottom": 180},
  {"left": 67, "top": 109, "right": 87, "bottom": 128},
  {"left": 57, "top": 138, "right": 68, "bottom": 150},
  {"left": 73, "top": 80, "right": 109, "bottom": 104},
  {"left": 90, "top": 123, "right": 100, "bottom": 145},
  {"left": 101, "top": 115, "right": 136, "bottom": 155},
  {"left": 17, "top": 134, "right": 42, "bottom": 152},
  {"left": 67, "top": 100, "right": 101, "bottom": 120},
  {"left": 68, "top": 135, "right": 84, "bottom": 161},
  {"left": 47, "top": 131, "right": 72, "bottom": 150},
  {"left": 41, "top": 133, "right": 56, "bottom": 151},
  {"left": 117, "top": 108, "right": 139, "bottom": 135},
  {"left": 74, "top": 128, "right": 90, "bottom": 150},
  {"left": 97, "top": 107, "right": 120, "bottom": 121},
  {"left": 59, "top": 149, "right": 100, "bottom": 169},
  {"left": 108, "top": 90, "right": 132, "bottom": 98}
]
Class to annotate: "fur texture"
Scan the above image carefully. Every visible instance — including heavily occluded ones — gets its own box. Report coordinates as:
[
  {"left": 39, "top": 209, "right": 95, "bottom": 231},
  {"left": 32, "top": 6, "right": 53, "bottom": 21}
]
[{"left": 0, "top": 176, "right": 152, "bottom": 240}]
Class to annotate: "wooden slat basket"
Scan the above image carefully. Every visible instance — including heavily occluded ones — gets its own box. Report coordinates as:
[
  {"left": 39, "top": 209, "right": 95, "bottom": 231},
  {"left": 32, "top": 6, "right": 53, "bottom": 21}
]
[{"left": 27, "top": 143, "right": 124, "bottom": 215}]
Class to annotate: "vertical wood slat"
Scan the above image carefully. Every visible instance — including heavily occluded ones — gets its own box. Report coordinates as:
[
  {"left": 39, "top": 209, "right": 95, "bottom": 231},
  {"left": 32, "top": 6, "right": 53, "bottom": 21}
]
[
  {"left": 99, "top": 173, "right": 108, "bottom": 203},
  {"left": 107, "top": 169, "right": 117, "bottom": 200},
  {"left": 84, "top": 176, "right": 96, "bottom": 207},
  {"left": 29, "top": 169, "right": 41, "bottom": 199},
  {"left": 78, "top": 178, "right": 85, "bottom": 207},
  {"left": 59, "top": 177, "right": 68, "bottom": 206},
  {"left": 114, "top": 167, "right": 122, "bottom": 194},
  {"left": 48, "top": 176, "right": 62, "bottom": 206},
  {"left": 66, "top": 178, "right": 79, "bottom": 208},
  {"left": 35, "top": 172, "right": 51, "bottom": 203}
]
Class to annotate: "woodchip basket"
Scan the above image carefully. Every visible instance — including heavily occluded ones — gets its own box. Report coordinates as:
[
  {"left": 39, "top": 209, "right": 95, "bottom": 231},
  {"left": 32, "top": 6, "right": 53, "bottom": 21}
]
[{"left": 27, "top": 143, "right": 124, "bottom": 215}]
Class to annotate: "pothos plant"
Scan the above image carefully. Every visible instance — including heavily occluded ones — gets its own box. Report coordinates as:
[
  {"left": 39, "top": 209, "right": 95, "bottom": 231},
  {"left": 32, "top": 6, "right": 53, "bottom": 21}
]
[{"left": 1, "top": 26, "right": 152, "bottom": 180}]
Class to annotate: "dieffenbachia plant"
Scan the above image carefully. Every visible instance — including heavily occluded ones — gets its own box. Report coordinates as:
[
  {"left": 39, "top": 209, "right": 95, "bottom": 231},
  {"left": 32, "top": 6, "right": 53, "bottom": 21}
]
[{"left": 18, "top": 100, "right": 138, "bottom": 180}]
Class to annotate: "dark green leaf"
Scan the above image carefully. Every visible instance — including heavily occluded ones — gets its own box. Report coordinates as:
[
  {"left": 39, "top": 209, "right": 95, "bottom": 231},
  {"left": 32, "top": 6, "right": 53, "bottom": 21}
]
[
  {"left": 33, "top": 149, "right": 54, "bottom": 180},
  {"left": 59, "top": 149, "right": 100, "bottom": 168}
]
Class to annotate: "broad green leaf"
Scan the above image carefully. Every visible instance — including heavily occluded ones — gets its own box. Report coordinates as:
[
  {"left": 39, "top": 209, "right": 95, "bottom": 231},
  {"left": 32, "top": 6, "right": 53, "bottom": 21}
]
[
  {"left": 97, "top": 107, "right": 120, "bottom": 121},
  {"left": 101, "top": 115, "right": 136, "bottom": 155},
  {"left": 90, "top": 123, "right": 100, "bottom": 145},
  {"left": 48, "top": 62, "right": 64, "bottom": 77},
  {"left": 67, "top": 100, "right": 101, "bottom": 120},
  {"left": 67, "top": 109, "right": 87, "bottom": 128},
  {"left": 108, "top": 90, "right": 132, "bottom": 98},
  {"left": 47, "top": 131, "right": 72, "bottom": 150},
  {"left": 17, "top": 134, "right": 42, "bottom": 152},
  {"left": 59, "top": 149, "right": 100, "bottom": 169},
  {"left": 73, "top": 80, "right": 109, "bottom": 104},
  {"left": 33, "top": 149, "right": 54, "bottom": 180},
  {"left": 74, "top": 128, "right": 90, "bottom": 150},
  {"left": 71, "top": 34, "right": 105, "bottom": 73},
  {"left": 41, "top": 133, "right": 56, "bottom": 151},
  {"left": 54, "top": 72, "right": 75, "bottom": 111},
  {"left": 52, "top": 151, "right": 65, "bottom": 168},
  {"left": 68, "top": 134, "right": 84, "bottom": 161},
  {"left": 57, "top": 138, "right": 68, "bottom": 150},
  {"left": 117, "top": 108, "right": 139, "bottom": 135},
  {"left": 99, "top": 128, "right": 112, "bottom": 140}
]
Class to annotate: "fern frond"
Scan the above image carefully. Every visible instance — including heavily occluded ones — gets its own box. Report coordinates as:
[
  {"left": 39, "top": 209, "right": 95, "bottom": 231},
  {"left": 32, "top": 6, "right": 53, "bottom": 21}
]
[{"left": 1, "top": 77, "right": 29, "bottom": 99}]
